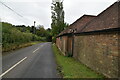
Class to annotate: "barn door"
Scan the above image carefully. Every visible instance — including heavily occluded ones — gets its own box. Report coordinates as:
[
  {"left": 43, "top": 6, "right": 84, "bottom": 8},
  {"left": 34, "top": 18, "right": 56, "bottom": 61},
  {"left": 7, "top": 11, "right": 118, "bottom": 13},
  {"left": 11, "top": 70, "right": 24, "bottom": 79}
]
[{"left": 67, "top": 35, "right": 74, "bottom": 57}]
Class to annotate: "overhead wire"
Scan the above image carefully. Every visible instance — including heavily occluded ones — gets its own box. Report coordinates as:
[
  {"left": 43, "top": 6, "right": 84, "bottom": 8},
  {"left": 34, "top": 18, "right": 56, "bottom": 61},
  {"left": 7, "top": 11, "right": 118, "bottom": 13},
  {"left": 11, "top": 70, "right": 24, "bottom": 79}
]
[
  {"left": 0, "top": 1, "right": 34, "bottom": 25},
  {"left": 0, "top": 1, "right": 23, "bottom": 17}
]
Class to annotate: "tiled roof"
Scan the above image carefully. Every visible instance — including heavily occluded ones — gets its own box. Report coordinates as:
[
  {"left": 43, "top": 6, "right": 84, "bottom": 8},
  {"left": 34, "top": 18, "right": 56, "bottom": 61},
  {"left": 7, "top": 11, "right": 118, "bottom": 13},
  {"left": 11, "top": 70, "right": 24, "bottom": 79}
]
[
  {"left": 79, "top": 2, "right": 119, "bottom": 33},
  {"left": 58, "top": 15, "right": 96, "bottom": 36},
  {"left": 57, "top": 2, "right": 119, "bottom": 37}
]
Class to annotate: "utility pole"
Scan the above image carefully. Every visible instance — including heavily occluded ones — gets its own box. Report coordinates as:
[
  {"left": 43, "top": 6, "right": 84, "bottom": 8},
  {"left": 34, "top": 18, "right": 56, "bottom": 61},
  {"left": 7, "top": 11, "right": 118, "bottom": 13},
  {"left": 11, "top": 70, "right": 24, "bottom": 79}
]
[
  {"left": 34, "top": 21, "right": 36, "bottom": 27},
  {"left": 32, "top": 21, "right": 36, "bottom": 41},
  {"left": 33, "top": 21, "right": 36, "bottom": 34}
]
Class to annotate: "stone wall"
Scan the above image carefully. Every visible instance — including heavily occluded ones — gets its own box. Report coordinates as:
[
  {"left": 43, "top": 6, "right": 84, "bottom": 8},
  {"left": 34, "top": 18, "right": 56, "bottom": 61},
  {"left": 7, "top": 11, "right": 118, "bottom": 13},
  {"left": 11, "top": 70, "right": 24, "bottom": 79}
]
[
  {"left": 56, "top": 2, "right": 119, "bottom": 78},
  {"left": 73, "top": 31, "right": 119, "bottom": 78},
  {"left": 56, "top": 36, "right": 68, "bottom": 56}
]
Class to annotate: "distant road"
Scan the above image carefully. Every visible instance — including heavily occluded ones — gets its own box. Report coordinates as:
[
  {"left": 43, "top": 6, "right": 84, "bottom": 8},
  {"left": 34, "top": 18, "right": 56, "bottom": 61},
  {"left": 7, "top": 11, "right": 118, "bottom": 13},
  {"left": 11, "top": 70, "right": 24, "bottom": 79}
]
[{"left": 2, "top": 42, "right": 59, "bottom": 78}]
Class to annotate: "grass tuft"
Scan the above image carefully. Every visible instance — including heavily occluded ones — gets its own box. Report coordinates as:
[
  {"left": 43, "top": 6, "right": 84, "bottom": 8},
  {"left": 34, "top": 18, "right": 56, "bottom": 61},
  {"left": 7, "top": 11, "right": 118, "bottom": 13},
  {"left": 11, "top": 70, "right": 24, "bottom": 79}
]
[
  {"left": 52, "top": 44, "right": 104, "bottom": 78},
  {"left": 2, "top": 41, "right": 42, "bottom": 53}
]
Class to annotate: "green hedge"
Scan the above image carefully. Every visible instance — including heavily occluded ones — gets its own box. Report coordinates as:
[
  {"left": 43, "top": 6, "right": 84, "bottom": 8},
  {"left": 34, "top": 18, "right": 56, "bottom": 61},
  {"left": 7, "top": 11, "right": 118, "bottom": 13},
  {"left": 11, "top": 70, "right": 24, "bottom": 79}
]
[{"left": 2, "top": 22, "right": 45, "bottom": 52}]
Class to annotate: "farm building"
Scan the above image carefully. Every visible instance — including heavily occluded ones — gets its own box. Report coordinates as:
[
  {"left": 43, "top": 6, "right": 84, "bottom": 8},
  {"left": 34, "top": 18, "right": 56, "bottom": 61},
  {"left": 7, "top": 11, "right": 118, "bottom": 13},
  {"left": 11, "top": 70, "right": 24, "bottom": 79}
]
[
  {"left": 56, "top": 15, "right": 96, "bottom": 56},
  {"left": 56, "top": 1, "right": 120, "bottom": 78}
]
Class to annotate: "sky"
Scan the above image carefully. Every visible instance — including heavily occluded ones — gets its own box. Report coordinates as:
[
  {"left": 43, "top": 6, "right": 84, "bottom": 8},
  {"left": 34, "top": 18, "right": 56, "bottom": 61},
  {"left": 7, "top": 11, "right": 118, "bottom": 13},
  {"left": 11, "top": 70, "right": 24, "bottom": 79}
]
[{"left": 0, "top": 0, "right": 117, "bottom": 29}]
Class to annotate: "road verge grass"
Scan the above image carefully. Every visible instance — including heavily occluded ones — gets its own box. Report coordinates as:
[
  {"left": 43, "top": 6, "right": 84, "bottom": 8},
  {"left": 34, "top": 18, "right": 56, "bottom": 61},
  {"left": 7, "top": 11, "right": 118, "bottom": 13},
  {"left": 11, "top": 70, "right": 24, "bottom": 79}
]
[
  {"left": 52, "top": 44, "right": 104, "bottom": 78},
  {"left": 2, "top": 41, "right": 43, "bottom": 53}
]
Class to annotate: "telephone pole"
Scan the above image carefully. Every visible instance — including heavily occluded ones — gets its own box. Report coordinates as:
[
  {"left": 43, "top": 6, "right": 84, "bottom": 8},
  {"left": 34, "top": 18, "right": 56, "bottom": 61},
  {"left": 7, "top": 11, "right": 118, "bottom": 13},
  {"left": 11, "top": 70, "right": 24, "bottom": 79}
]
[
  {"left": 34, "top": 21, "right": 36, "bottom": 27},
  {"left": 33, "top": 21, "right": 36, "bottom": 34},
  {"left": 32, "top": 21, "right": 36, "bottom": 41}
]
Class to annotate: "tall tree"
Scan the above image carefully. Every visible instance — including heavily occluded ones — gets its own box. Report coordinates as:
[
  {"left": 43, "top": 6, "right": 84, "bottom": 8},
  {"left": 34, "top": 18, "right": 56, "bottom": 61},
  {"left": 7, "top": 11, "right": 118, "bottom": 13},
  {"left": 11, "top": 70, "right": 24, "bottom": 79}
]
[{"left": 51, "top": 0, "right": 65, "bottom": 37}]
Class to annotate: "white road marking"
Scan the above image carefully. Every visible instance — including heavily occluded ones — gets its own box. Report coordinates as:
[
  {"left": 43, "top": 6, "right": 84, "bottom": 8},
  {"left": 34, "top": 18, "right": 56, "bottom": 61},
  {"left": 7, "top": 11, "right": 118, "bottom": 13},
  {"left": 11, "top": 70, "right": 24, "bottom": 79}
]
[
  {"left": 33, "top": 48, "right": 39, "bottom": 53},
  {"left": 33, "top": 44, "right": 45, "bottom": 53},
  {"left": 0, "top": 57, "right": 27, "bottom": 78},
  {"left": 41, "top": 45, "right": 43, "bottom": 47}
]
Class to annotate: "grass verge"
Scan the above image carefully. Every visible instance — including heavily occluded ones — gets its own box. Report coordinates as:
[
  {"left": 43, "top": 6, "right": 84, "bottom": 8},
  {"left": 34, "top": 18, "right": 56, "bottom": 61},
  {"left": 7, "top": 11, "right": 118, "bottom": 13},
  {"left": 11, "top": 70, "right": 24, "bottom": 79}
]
[
  {"left": 52, "top": 44, "right": 104, "bottom": 78},
  {"left": 2, "top": 41, "right": 43, "bottom": 53}
]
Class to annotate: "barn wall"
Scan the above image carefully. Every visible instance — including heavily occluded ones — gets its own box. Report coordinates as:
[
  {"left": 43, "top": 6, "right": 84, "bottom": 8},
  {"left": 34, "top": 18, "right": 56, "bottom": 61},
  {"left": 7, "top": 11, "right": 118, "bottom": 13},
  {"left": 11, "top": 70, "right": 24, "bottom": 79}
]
[
  {"left": 56, "top": 36, "right": 68, "bottom": 56},
  {"left": 56, "top": 2, "right": 119, "bottom": 78},
  {"left": 73, "top": 31, "right": 119, "bottom": 77}
]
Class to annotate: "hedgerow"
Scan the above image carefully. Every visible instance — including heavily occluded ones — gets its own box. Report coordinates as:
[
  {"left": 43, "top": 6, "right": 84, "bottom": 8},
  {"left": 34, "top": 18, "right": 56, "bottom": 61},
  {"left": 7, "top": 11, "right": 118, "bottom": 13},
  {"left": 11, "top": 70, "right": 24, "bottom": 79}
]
[{"left": 2, "top": 22, "right": 45, "bottom": 52}]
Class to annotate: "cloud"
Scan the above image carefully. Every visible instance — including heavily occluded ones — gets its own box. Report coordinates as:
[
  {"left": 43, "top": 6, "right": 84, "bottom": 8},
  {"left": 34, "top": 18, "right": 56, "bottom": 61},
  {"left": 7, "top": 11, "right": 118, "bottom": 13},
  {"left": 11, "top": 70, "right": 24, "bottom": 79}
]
[
  {"left": 63, "top": 0, "right": 117, "bottom": 24},
  {"left": 0, "top": 0, "right": 117, "bottom": 29},
  {"left": 0, "top": 0, "right": 51, "bottom": 29}
]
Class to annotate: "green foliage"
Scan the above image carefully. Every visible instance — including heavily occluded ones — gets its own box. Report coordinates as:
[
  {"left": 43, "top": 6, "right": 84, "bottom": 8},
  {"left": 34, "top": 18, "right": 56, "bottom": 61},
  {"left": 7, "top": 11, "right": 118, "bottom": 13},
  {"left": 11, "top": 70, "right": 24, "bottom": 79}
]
[
  {"left": 36, "top": 26, "right": 52, "bottom": 42},
  {"left": 0, "top": 22, "right": 2, "bottom": 44},
  {"left": 51, "top": 1, "right": 65, "bottom": 34},
  {"left": 51, "top": 1, "right": 69, "bottom": 42},
  {"left": 36, "top": 26, "right": 47, "bottom": 37},
  {"left": 52, "top": 44, "right": 104, "bottom": 78},
  {"left": 2, "top": 22, "right": 45, "bottom": 52}
]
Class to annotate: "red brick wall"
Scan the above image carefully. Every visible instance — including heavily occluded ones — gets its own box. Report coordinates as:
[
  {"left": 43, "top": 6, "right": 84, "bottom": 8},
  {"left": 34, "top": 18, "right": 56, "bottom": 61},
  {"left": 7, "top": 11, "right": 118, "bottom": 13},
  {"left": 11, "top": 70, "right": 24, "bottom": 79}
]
[
  {"left": 73, "top": 31, "right": 119, "bottom": 77},
  {"left": 56, "top": 36, "right": 68, "bottom": 56},
  {"left": 56, "top": 2, "right": 119, "bottom": 78},
  {"left": 67, "top": 36, "right": 73, "bottom": 56}
]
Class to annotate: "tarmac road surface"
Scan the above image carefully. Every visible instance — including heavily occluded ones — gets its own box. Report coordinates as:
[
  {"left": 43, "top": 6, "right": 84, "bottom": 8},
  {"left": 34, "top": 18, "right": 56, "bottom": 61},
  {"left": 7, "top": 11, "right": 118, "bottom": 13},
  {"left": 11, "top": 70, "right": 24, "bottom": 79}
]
[{"left": 1, "top": 42, "right": 59, "bottom": 78}]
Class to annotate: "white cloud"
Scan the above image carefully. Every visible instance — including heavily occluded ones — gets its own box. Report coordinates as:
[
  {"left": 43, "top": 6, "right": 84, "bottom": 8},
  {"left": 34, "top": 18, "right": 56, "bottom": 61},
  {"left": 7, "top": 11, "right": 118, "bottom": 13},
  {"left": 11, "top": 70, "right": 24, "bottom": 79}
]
[
  {"left": 63, "top": 0, "right": 117, "bottom": 24},
  {"left": 0, "top": 0, "right": 117, "bottom": 29}
]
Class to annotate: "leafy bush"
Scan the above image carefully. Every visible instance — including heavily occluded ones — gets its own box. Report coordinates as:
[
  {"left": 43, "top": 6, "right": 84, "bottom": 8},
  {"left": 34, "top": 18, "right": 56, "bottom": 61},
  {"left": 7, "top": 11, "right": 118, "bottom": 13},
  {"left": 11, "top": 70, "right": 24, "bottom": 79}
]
[{"left": 2, "top": 22, "right": 44, "bottom": 52}]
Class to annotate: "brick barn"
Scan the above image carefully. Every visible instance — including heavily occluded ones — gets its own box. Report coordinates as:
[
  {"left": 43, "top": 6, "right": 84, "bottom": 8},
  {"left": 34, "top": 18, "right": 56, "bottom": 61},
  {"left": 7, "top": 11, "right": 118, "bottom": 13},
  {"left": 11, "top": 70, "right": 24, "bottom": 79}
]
[{"left": 56, "top": 2, "right": 120, "bottom": 78}]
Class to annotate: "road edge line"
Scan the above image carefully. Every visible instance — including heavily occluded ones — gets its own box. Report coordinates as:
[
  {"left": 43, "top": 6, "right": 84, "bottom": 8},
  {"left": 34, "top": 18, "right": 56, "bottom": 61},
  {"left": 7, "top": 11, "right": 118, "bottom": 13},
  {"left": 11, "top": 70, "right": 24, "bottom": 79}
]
[{"left": 0, "top": 57, "right": 27, "bottom": 78}]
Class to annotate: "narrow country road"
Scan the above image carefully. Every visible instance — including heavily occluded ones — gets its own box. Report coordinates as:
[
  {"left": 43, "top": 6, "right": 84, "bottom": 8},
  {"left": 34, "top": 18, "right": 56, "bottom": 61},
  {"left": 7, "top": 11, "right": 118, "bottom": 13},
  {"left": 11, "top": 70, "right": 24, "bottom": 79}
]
[{"left": 2, "top": 42, "right": 59, "bottom": 78}]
